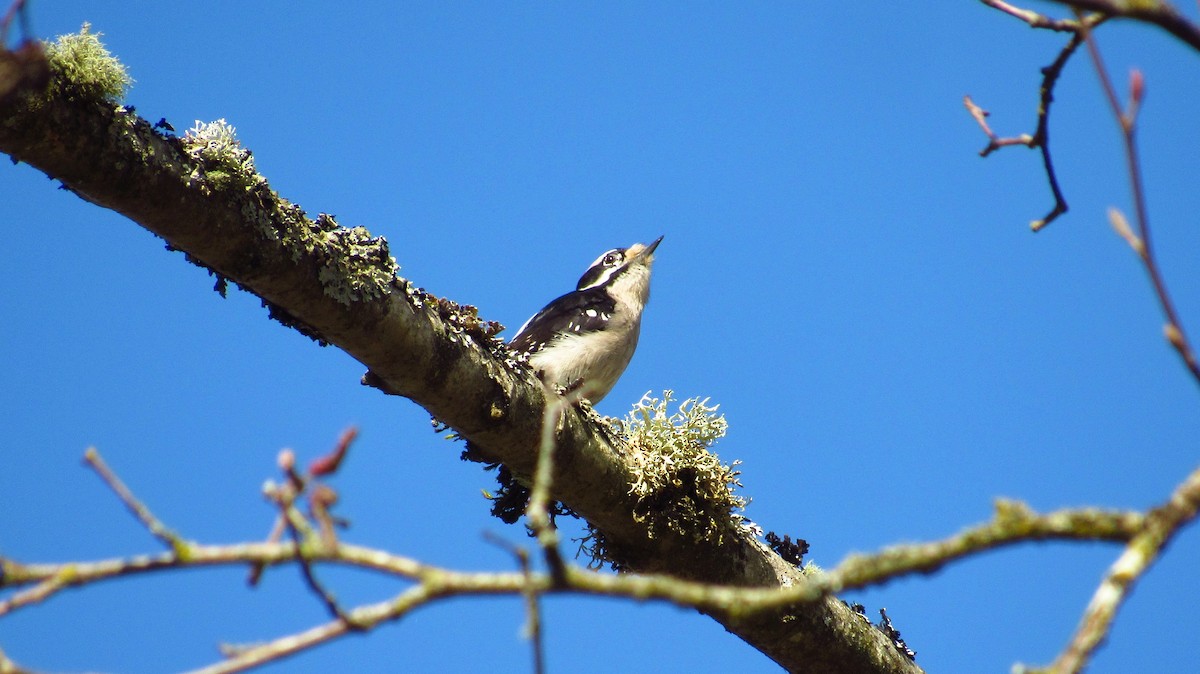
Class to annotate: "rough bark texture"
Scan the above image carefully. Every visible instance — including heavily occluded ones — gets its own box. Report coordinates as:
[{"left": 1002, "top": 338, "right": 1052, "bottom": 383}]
[{"left": 0, "top": 62, "right": 923, "bottom": 674}]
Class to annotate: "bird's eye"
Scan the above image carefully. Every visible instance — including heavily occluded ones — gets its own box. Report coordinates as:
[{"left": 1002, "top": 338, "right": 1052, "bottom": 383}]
[{"left": 604, "top": 253, "right": 620, "bottom": 265}]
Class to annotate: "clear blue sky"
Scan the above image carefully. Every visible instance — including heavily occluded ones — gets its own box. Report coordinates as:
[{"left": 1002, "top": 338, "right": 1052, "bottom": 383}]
[{"left": 4, "top": 3, "right": 1200, "bottom": 672}]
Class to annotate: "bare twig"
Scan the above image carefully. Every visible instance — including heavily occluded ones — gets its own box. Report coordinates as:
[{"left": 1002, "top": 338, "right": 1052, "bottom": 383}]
[
  {"left": 279, "top": 497, "right": 358, "bottom": 628},
  {"left": 250, "top": 431, "right": 356, "bottom": 585},
  {"left": 525, "top": 397, "right": 576, "bottom": 583},
  {"left": 261, "top": 448, "right": 359, "bottom": 627},
  {"left": 83, "top": 447, "right": 186, "bottom": 552},
  {"left": 979, "top": 0, "right": 1086, "bottom": 31},
  {"left": 1076, "top": 16, "right": 1200, "bottom": 385},
  {"left": 247, "top": 514, "right": 286, "bottom": 586},
  {"left": 307, "top": 427, "right": 357, "bottom": 477},
  {"left": 966, "top": 5, "right": 1105, "bottom": 230},
  {"left": 1027, "top": 32, "right": 1087, "bottom": 230},
  {"left": 963, "top": 95, "right": 1037, "bottom": 155},
  {"left": 484, "top": 533, "right": 544, "bottom": 674},
  {"left": 520, "top": 547, "right": 545, "bottom": 674}
]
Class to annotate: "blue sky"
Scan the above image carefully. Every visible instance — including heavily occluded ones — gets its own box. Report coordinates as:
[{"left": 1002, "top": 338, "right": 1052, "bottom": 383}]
[{"left": 4, "top": 3, "right": 1200, "bottom": 672}]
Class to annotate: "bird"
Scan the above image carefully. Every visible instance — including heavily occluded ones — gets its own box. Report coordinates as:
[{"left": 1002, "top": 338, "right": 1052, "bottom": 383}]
[{"left": 508, "top": 236, "right": 662, "bottom": 404}]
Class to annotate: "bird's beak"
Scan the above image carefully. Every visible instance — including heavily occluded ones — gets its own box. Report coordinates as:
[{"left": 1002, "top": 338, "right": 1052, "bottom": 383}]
[
  {"left": 638, "top": 235, "right": 663, "bottom": 260},
  {"left": 627, "top": 236, "right": 663, "bottom": 266}
]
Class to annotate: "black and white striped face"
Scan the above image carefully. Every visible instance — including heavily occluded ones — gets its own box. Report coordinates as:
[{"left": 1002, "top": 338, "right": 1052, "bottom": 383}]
[
  {"left": 574, "top": 237, "right": 662, "bottom": 291},
  {"left": 576, "top": 248, "right": 628, "bottom": 291}
]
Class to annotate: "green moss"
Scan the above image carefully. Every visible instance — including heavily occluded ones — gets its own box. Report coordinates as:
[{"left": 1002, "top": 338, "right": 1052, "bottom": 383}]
[{"left": 44, "top": 23, "right": 132, "bottom": 102}]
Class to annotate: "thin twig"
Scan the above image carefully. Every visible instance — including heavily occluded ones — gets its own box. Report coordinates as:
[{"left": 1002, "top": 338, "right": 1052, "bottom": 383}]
[
  {"left": 963, "top": 95, "right": 1037, "bottom": 155},
  {"left": 1076, "top": 14, "right": 1200, "bottom": 385},
  {"left": 525, "top": 397, "right": 573, "bottom": 583},
  {"left": 964, "top": 10, "right": 1099, "bottom": 230},
  {"left": 281, "top": 502, "right": 358, "bottom": 628},
  {"left": 247, "top": 515, "right": 285, "bottom": 586},
  {"left": 483, "top": 533, "right": 544, "bottom": 674},
  {"left": 250, "top": 432, "right": 355, "bottom": 586},
  {"left": 966, "top": 4, "right": 1108, "bottom": 230},
  {"left": 262, "top": 454, "right": 359, "bottom": 627},
  {"left": 1028, "top": 31, "right": 1089, "bottom": 230},
  {"left": 83, "top": 447, "right": 186, "bottom": 551},
  {"left": 522, "top": 547, "right": 545, "bottom": 674},
  {"left": 2, "top": 496, "right": 1144, "bottom": 613},
  {"left": 979, "top": 0, "right": 1086, "bottom": 31},
  {"left": 826, "top": 499, "right": 1142, "bottom": 593}
]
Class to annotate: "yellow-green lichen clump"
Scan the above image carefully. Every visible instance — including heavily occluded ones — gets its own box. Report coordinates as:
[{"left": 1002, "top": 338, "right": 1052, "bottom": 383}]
[{"left": 45, "top": 23, "right": 132, "bottom": 103}]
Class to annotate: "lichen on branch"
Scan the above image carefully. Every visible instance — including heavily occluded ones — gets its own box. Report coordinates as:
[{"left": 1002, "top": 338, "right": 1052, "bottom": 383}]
[
  {"left": 42, "top": 22, "right": 130, "bottom": 103},
  {"left": 583, "top": 391, "right": 749, "bottom": 567}
]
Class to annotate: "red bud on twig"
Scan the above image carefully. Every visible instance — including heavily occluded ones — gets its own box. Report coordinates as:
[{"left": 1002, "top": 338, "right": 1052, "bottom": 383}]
[
  {"left": 308, "top": 426, "right": 358, "bottom": 476},
  {"left": 1127, "top": 68, "right": 1145, "bottom": 123},
  {"left": 1129, "top": 69, "right": 1144, "bottom": 106}
]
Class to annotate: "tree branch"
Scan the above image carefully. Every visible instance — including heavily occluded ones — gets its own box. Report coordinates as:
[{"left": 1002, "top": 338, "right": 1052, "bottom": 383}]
[
  {"left": 0, "top": 32, "right": 917, "bottom": 673},
  {"left": 1049, "top": 0, "right": 1200, "bottom": 53},
  {"left": 83, "top": 446, "right": 187, "bottom": 552},
  {"left": 0, "top": 443, "right": 1153, "bottom": 673}
]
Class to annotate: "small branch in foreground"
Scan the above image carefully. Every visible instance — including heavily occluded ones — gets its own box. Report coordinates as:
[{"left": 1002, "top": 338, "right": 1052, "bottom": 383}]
[
  {"left": 525, "top": 397, "right": 576, "bottom": 584},
  {"left": 264, "top": 441, "right": 362, "bottom": 627},
  {"left": 485, "top": 534, "right": 544, "bottom": 674},
  {"left": 1018, "top": 466, "right": 1200, "bottom": 674},
  {"left": 250, "top": 429, "right": 357, "bottom": 586},
  {"left": 0, "top": 439, "right": 1152, "bottom": 672},
  {"left": 0, "top": 492, "right": 1149, "bottom": 671},
  {"left": 1025, "top": 31, "right": 1087, "bottom": 230},
  {"left": 971, "top": 2, "right": 1118, "bottom": 230},
  {"left": 83, "top": 447, "right": 186, "bottom": 551},
  {"left": 963, "top": 94, "right": 1037, "bottom": 155},
  {"left": 517, "top": 395, "right": 591, "bottom": 673}
]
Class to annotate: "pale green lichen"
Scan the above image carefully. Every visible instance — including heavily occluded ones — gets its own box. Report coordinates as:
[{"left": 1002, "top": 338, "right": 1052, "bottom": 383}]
[
  {"left": 44, "top": 23, "right": 132, "bottom": 103},
  {"left": 619, "top": 390, "right": 748, "bottom": 546},
  {"left": 313, "top": 223, "right": 399, "bottom": 305},
  {"left": 177, "top": 121, "right": 399, "bottom": 306},
  {"left": 181, "top": 118, "right": 264, "bottom": 193}
]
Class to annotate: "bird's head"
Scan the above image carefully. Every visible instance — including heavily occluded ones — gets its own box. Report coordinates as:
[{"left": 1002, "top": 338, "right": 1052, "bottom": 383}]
[{"left": 576, "top": 236, "right": 663, "bottom": 291}]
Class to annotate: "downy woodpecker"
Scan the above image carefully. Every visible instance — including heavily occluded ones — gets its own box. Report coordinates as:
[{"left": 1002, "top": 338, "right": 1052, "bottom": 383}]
[{"left": 509, "top": 236, "right": 662, "bottom": 403}]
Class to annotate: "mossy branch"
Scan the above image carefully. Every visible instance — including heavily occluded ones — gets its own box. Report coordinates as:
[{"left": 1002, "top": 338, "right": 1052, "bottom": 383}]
[{"left": 0, "top": 27, "right": 920, "bottom": 674}]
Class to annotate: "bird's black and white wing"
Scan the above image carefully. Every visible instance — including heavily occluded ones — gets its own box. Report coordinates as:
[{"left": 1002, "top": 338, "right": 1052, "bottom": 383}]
[{"left": 508, "top": 287, "right": 616, "bottom": 356}]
